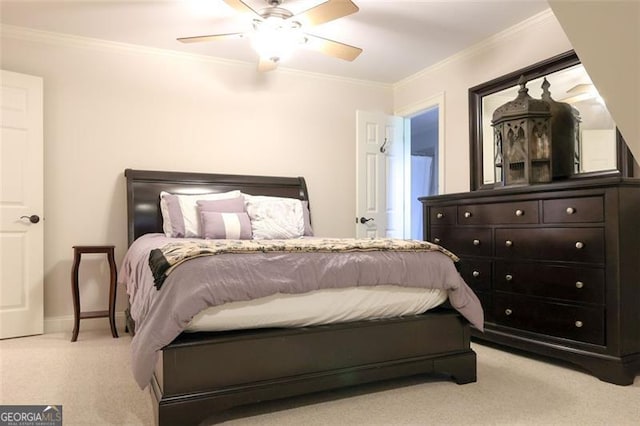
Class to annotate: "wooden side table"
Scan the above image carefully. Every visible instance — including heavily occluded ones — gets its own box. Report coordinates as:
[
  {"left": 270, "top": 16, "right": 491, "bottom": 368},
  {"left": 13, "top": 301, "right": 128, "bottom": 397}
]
[{"left": 71, "top": 245, "right": 118, "bottom": 342}]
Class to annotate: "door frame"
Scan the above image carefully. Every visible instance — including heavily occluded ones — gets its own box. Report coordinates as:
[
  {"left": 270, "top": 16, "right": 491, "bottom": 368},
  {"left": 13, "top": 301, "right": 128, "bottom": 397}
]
[{"left": 395, "top": 92, "right": 446, "bottom": 195}]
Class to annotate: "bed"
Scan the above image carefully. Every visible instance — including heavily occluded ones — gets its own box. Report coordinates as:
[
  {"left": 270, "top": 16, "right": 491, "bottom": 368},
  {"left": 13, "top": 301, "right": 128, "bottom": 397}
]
[{"left": 122, "top": 168, "right": 482, "bottom": 426}]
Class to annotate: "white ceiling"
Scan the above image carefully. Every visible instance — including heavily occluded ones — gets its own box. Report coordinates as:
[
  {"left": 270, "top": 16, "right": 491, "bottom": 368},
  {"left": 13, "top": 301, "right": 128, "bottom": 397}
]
[{"left": 0, "top": 0, "right": 550, "bottom": 83}]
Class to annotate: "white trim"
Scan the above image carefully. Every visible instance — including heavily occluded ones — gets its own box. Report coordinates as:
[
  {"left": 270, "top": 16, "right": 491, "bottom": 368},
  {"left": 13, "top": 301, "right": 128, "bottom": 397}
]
[
  {"left": 44, "top": 312, "right": 127, "bottom": 335},
  {"left": 437, "top": 94, "right": 446, "bottom": 195},
  {"left": 393, "top": 9, "right": 555, "bottom": 90},
  {"left": 0, "top": 24, "right": 391, "bottom": 89},
  {"left": 395, "top": 92, "right": 446, "bottom": 195},
  {"left": 403, "top": 118, "right": 412, "bottom": 238}
]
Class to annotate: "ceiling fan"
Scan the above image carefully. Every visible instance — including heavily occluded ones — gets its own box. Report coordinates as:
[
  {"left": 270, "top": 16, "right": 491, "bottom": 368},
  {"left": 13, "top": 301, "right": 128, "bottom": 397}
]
[{"left": 178, "top": 0, "right": 362, "bottom": 72}]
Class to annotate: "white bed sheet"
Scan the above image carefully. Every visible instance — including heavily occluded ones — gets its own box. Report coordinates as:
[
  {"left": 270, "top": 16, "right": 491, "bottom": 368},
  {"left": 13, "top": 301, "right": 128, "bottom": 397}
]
[{"left": 185, "top": 285, "right": 447, "bottom": 332}]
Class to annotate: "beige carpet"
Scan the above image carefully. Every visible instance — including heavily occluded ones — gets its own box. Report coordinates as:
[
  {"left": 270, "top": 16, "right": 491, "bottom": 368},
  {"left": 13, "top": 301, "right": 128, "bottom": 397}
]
[{"left": 0, "top": 329, "right": 638, "bottom": 425}]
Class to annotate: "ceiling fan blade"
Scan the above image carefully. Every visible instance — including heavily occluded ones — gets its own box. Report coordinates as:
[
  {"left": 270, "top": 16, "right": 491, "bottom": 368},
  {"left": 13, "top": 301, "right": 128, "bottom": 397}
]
[
  {"left": 295, "top": 0, "right": 359, "bottom": 27},
  {"left": 258, "top": 58, "right": 279, "bottom": 72},
  {"left": 304, "top": 34, "right": 362, "bottom": 61},
  {"left": 177, "top": 33, "right": 245, "bottom": 43},
  {"left": 222, "top": 0, "right": 261, "bottom": 17}
]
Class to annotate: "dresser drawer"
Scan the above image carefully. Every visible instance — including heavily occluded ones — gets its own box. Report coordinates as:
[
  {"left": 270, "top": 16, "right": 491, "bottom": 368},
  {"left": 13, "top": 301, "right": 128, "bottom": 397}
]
[
  {"left": 493, "top": 294, "right": 604, "bottom": 345},
  {"left": 543, "top": 196, "right": 604, "bottom": 223},
  {"left": 430, "top": 227, "right": 492, "bottom": 257},
  {"left": 494, "top": 262, "right": 605, "bottom": 304},
  {"left": 458, "top": 258, "right": 492, "bottom": 291},
  {"left": 458, "top": 201, "right": 539, "bottom": 225},
  {"left": 495, "top": 228, "right": 604, "bottom": 263},
  {"left": 429, "top": 206, "right": 457, "bottom": 225}
]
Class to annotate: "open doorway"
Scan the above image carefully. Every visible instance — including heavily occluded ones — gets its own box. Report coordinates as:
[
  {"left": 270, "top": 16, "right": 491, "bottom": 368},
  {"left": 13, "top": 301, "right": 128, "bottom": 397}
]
[{"left": 408, "top": 106, "right": 439, "bottom": 240}]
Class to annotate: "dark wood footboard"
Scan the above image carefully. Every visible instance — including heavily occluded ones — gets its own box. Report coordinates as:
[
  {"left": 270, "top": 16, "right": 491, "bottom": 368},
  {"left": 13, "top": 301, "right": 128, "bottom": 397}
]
[{"left": 151, "top": 309, "right": 475, "bottom": 426}]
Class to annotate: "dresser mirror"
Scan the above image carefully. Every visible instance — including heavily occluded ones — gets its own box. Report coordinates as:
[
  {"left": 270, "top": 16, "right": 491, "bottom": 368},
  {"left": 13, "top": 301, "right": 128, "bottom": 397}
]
[{"left": 469, "top": 50, "right": 634, "bottom": 190}]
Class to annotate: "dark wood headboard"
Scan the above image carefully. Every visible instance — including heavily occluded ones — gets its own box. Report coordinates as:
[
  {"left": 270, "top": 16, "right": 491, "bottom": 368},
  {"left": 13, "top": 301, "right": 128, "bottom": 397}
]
[{"left": 124, "top": 169, "right": 309, "bottom": 245}]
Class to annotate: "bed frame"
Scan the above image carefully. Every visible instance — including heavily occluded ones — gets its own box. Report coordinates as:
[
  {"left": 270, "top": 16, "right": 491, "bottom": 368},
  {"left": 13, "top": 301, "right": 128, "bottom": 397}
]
[{"left": 124, "top": 168, "right": 477, "bottom": 426}]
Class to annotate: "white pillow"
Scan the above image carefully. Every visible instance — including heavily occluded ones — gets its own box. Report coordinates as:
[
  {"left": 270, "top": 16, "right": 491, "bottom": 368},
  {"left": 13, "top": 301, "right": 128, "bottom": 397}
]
[
  {"left": 243, "top": 194, "right": 305, "bottom": 239},
  {"left": 159, "top": 190, "right": 241, "bottom": 238}
]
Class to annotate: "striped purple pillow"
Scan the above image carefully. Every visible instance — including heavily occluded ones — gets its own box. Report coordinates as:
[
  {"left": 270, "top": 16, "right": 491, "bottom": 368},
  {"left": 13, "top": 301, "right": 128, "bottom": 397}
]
[
  {"left": 196, "top": 197, "right": 245, "bottom": 213},
  {"left": 200, "top": 211, "right": 252, "bottom": 240}
]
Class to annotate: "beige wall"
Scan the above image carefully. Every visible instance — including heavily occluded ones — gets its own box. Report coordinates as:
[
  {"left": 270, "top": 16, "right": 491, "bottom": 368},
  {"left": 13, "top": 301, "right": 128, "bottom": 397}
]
[
  {"left": 393, "top": 10, "right": 573, "bottom": 194},
  {"left": 1, "top": 29, "right": 392, "bottom": 322}
]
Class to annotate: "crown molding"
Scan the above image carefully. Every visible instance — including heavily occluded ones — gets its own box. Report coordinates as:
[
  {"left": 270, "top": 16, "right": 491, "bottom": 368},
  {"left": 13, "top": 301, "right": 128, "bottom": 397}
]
[
  {"left": 0, "top": 24, "right": 391, "bottom": 89},
  {"left": 1, "top": 24, "right": 244, "bottom": 65},
  {"left": 393, "top": 8, "right": 556, "bottom": 90}
]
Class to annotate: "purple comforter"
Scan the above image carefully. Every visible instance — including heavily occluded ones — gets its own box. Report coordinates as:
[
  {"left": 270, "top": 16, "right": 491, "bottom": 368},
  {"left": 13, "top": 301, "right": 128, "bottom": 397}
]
[{"left": 119, "top": 234, "right": 484, "bottom": 389}]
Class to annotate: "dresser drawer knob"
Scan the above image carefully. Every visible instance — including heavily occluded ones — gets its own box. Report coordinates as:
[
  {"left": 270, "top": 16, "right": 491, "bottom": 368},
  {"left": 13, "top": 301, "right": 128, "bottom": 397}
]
[
  {"left": 575, "top": 241, "right": 584, "bottom": 249},
  {"left": 473, "top": 239, "right": 481, "bottom": 246},
  {"left": 436, "top": 212, "right": 444, "bottom": 219},
  {"left": 566, "top": 207, "right": 576, "bottom": 215},
  {"left": 464, "top": 211, "right": 472, "bottom": 218},
  {"left": 575, "top": 320, "right": 583, "bottom": 328},
  {"left": 505, "top": 309, "right": 513, "bottom": 316},
  {"left": 505, "top": 274, "right": 513, "bottom": 281},
  {"left": 575, "top": 281, "right": 584, "bottom": 289},
  {"left": 505, "top": 240, "right": 513, "bottom": 247},
  {"left": 433, "top": 238, "right": 440, "bottom": 244},
  {"left": 472, "top": 270, "right": 480, "bottom": 278},
  {"left": 515, "top": 209, "right": 524, "bottom": 216}
]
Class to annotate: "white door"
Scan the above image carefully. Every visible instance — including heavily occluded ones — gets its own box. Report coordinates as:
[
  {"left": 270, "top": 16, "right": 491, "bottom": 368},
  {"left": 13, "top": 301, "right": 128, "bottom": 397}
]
[
  {"left": 356, "top": 111, "right": 404, "bottom": 238},
  {"left": 0, "top": 70, "right": 44, "bottom": 339}
]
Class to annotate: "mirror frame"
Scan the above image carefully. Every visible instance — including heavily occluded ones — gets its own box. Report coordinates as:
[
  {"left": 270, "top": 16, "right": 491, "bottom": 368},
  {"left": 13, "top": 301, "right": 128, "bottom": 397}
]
[{"left": 469, "top": 50, "right": 634, "bottom": 191}]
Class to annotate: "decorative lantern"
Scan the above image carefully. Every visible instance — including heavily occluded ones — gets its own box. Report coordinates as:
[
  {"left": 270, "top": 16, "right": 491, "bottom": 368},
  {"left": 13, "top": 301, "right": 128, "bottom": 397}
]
[
  {"left": 540, "top": 78, "right": 582, "bottom": 178},
  {"left": 492, "top": 76, "right": 552, "bottom": 185}
]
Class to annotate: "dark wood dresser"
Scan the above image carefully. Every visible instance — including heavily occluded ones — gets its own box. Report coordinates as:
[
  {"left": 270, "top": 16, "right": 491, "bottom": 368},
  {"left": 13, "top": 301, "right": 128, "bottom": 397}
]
[{"left": 420, "top": 177, "right": 640, "bottom": 385}]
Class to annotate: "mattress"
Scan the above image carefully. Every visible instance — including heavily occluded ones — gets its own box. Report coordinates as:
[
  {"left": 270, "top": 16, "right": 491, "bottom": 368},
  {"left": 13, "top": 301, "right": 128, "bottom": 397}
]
[{"left": 185, "top": 285, "right": 448, "bottom": 332}]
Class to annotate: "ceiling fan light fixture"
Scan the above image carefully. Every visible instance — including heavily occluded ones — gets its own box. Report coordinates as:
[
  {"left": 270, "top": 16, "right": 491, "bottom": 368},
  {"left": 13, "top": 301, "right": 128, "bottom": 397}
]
[
  {"left": 182, "top": 0, "right": 362, "bottom": 71},
  {"left": 250, "top": 18, "right": 304, "bottom": 63}
]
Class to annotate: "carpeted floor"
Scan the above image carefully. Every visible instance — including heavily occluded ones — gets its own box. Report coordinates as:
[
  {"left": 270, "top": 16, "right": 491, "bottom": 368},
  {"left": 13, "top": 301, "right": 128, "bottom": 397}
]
[{"left": 0, "top": 328, "right": 638, "bottom": 425}]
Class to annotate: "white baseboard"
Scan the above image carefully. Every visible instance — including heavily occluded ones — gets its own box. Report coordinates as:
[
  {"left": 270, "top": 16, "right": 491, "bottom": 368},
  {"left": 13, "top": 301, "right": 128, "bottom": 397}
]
[{"left": 44, "top": 312, "right": 127, "bottom": 335}]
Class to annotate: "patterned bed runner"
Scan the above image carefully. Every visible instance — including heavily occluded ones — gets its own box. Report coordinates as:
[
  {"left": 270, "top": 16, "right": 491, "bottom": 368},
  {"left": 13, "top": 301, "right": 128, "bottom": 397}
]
[{"left": 149, "top": 238, "right": 459, "bottom": 289}]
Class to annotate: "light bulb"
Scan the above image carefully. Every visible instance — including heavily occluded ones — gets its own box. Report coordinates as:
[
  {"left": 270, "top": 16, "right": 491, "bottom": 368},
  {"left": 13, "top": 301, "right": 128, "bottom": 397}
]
[{"left": 251, "top": 18, "right": 303, "bottom": 62}]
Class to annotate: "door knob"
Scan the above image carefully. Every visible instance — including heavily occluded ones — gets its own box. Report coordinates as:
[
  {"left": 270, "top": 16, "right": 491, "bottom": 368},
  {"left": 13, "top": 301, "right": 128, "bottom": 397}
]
[
  {"left": 20, "top": 214, "right": 40, "bottom": 223},
  {"left": 358, "top": 217, "right": 374, "bottom": 224},
  {"left": 20, "top": 215, "right": 40, "bottom": 224}
]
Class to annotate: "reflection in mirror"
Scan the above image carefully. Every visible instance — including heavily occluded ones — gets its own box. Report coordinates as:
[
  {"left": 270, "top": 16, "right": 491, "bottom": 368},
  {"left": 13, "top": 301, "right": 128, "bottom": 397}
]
[
  {"left": 469, "top": 50, "right": 634, "bottom": 191},
  {"left": 482, "top": 64, "right": 616, "bottom": 185}
]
